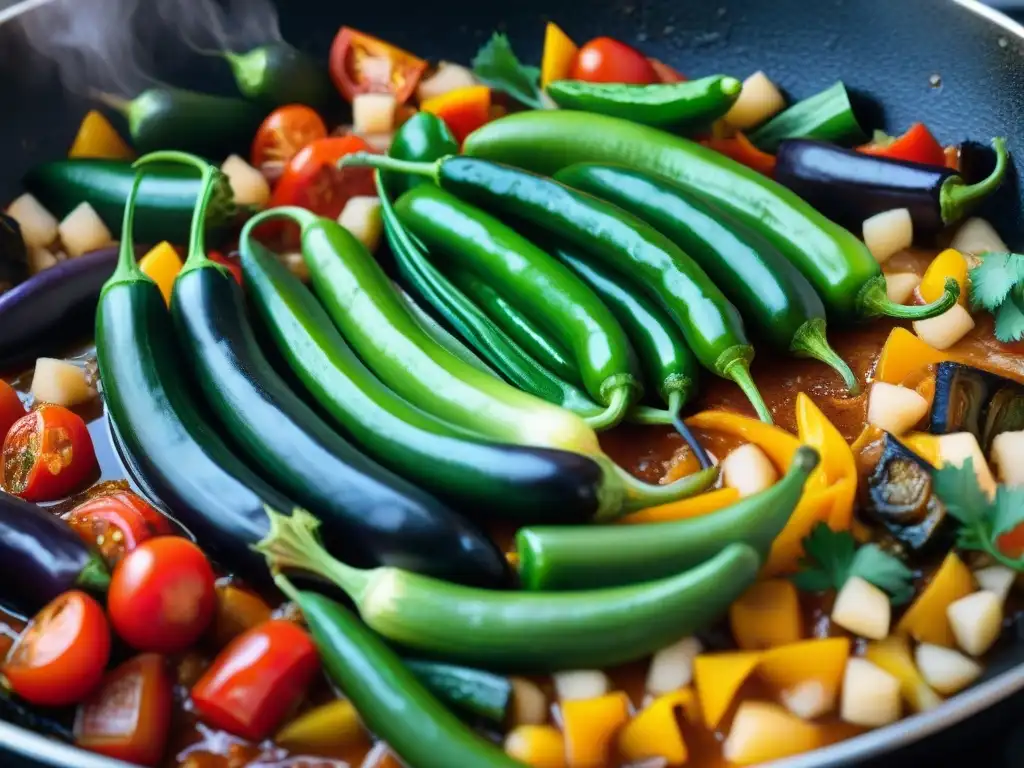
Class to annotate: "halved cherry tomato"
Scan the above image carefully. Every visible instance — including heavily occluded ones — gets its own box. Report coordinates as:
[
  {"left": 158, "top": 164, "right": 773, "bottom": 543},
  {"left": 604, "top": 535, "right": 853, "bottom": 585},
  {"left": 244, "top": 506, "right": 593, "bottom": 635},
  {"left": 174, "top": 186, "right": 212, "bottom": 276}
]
[
  {"left": 74, "top": 653, "right": 173, "bottom": 767},
  {"left": 2, "top": 405, "right": 98, "bottom": 501},
  {"left": 571, "top": 37, "right": 658, "bottom": 84},
  {"left": 63, "top": 491, "right": 173, "bottom": 568},
  {"left": 858, "top": 122, "right": 947, "bottom": 167},
  {"left": 191, "top": 619, "right": 320, "bottom": 742},
  {"left": 0, "top": 381, "right": 26, "bottom": 444},
  {"left": 250, "top": 105, "right": 328, "bottom": 184},
  {"left": 269, "top": 135, "right": 377, "bottom": 222},
  {"left": 208, "top": 250, "right": 243, "bottom": 286},
  {"left": 329, "top": 27, "right": 428, "bottom": 104},
  {"left": 649, "top": 57, "right": 688, "bottom": 83},
  {"left": 3, "top": 591, "right": 111, "bottom": 706},
  {"left": 108, "top": 537, "right": 216, "bottom": 654}
]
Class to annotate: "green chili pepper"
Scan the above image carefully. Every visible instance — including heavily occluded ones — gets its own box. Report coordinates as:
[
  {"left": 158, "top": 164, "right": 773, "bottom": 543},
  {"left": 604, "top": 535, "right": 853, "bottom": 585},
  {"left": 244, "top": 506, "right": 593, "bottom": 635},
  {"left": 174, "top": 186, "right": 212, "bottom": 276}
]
[
  {"left": 546, "top": 75, "right": 742, "bottom": 129},
  {"left": 273, "top": 575, "right": 522, "bottom": 768},
  {"left": 402, "top": 659, "right": 512, "bottom": 724},
  {"left": 749, "top": 81, "right": 866, "bottom": 152},
  {"left": 223, "top": 41, "right": 334, "bottom": 112},
  {"left": 396, "top": 286, "right": 498, "bottom": 378},
  {"left": 348, "top": 153, "right": 773, "bottom": 423},
  {"left": 556, "top": 163, "right": 859, "bottom": 393},
  {"left": 385, "top": 112, "right": 460, "bottom": 198},
  {"left": 259, "top": 509, "right": 760, "bottom": 671},
  {"left": 518, "top": 445, "right": 819, "bottom": 590},
  {"left": 462, "top": 111, "right": 960, "bottom": 325},
  {"left": 395, "top": 184, "right": 641, "bottom": 424}
]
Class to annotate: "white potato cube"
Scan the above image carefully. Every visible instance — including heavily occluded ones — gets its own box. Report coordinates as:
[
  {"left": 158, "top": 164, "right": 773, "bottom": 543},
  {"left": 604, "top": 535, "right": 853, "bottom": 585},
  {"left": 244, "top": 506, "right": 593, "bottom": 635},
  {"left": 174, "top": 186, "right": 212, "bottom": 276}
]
[
  {"left": 866, "top": 382, "right": 928, "bottom": 436},
  {"left": 780, "top": 679, "right": 833, "bottom": 720},
  {"left": 947, "top": 591, "right": 1003, "bottom": 656},
  {"left": 937, "top": 432, "right": 997, "bottom": 499},
  {"left": 831, "top": 576, "right": 891, "bottom": 639},
  {"left": 27, "top": 247, "right": 58, "bottom": 275},
  {"left": 552, "top": 670, "right": 609, "bottom": 701},
  {"left": 884, "top": 272, "right": 921, "bottom": 305},
  {"left": 646, "top": 636, "right": 702, "bottom": 695},
  {"left": 7, "top": 193, "right": 58, "bottom": 248},
  {"left": 57, "top": 202, "right": 112, "bottom": 258},
  {"left": 338, "top": 196, "right": 383, "bottom": 253},
  {"left": 913, "top": 304, "right": 975, "bottom": 351},
  {"left": 722, "top": 443, "right": 779, "bottom": 497},
  {"left": 914, "top": 643, "right": 982, "bottom": 695},
  {"left": 353, "top": 93, "right": 397, "bottom": 135},
  {"left": 974, "top": 566, "right": 1015, "bottom": 604},
  {"left": 30, "top": 358, "right": 95, "bottom": 407},
  {"left": 840, "top": 658, "right": 901, "bottom": 727},
  {"left": 724, "top": 71, "right": 786, "bottom": 130},
  {"left": 950, "top": 217, "right": 1007, "bottom": 257},
  {"left": 863, "top": 209, "right": 913, "bottom": 264},
  {"left": 221, "top": 154, "right": 271, "bottom": 208},
  {"left": 991, "top": 431, "right": 1024, "bottom": 487},
  {"left": 418, "top": 62, "right": 478, "bottom": 102}
]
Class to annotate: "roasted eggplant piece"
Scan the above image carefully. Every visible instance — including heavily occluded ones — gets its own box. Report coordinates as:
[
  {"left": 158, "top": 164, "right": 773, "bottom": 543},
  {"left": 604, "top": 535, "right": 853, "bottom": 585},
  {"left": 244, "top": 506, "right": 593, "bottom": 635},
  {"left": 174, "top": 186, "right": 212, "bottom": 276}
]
[
  {"left": 862, "top": 433, "right": 954, "bottom": 556},
  {"left": 0, "top": 212, "right": 28, "bottom": 294},
  {"left": 931, "top": 362, "right": 1024, "bottom": 452}
]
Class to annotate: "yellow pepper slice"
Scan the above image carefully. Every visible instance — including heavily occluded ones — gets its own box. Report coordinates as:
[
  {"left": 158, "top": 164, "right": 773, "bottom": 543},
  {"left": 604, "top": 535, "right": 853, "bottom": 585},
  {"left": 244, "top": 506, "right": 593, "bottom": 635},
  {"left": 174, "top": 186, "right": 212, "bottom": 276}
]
[
  {"left": 920, "top": 248, "right": 969, "bottom": 307},
  {"left": 618, "top": 487, "right": 739, "bottom": 525},
  {"left": 69, "top": 110, "right": 135, "bottom": 160},
  {"left": 864, "top": 635, "right": 943, "bottom": 713},
  {"left": 874, "top": 327, "right": 952, "bottom": 385},
  {"left": 896, "top": 551, "right": 974, "bottom": 647},
  {"left": 541, "top": 22, "right": 578, "bottom": 88},
  {"left": 795, "top": 393, "right": 857, "bottom": 531},
  {"left": 617, "top": 688, "right": 696, "bottom": 767},
  {"left": 505, "top": 724, "right": 567, "bottom": 768},
  {"left": 757, "top": 638, "right": 849, "bottom": 715},
  {"left": 729, "top": 579, "right": 803, "bottom": 651},
  {"left": 275, "top": 698, "right": 366, "bottom": 752},
  {"left": 561, "top": 692, "right": 631, "bottom": 768},
  {"left": 138, "top": 242, "right": 183, "bottom": 305},
  {"left": 693, "top": 650, "right": 762, "bottom": 730},
  {"left": 901, "top": 432, "right": 941, "bottom": 467}
]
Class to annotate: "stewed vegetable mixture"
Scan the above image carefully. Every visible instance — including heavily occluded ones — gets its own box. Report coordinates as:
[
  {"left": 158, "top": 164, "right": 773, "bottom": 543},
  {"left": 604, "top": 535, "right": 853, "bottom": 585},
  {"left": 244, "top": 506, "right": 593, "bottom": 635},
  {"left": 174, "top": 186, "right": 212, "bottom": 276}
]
[{"left": 1, "top": 17, "right": 1023, "bottom": 768}]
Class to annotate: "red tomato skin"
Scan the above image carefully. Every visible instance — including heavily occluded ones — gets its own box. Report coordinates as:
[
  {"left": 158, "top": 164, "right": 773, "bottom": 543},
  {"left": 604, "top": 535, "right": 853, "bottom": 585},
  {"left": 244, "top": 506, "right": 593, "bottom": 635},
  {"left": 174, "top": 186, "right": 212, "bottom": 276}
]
[
  {"left": 0, "top": 381, "right": 26, "bottom": 443},
  {"left": 328, "top": 27, "right": 428, "bottom": 104},
  {"left": 108, "top": 537, "right": 216, "bottom": 654},
  {"left": 3, "top": 591, "right": 111, "bottom": 707},
  {"left": 64, "top": 491, "right": 173, "bottom": 568},
  {"left": 250, "top": 105, "right": 328, "bottom": 177},
  {"left": 570, "top": 37, "right": 659, "bottom": 84},
  {"left": 74, "top": 653, "right": 173, "bottom": 767},
  {"left": 2, "top": 406, "right": 99, "bottom": 502},
  {"left": 191, "top": 619, "right": 320, "bottom": 742},
  {"left": 649, "top": 57, "right": 688, "bottom": 83}
]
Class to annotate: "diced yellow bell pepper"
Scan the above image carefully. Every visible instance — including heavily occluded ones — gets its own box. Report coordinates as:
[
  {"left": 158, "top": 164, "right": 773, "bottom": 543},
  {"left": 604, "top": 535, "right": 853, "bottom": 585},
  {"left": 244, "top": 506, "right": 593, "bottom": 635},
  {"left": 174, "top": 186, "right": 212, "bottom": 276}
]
[
  {"left": 722, "top": 701, "right": 825, "bottom": 765},
  {"left": 619, "top": 487, "right": 739, "bottom": 525},
  {"left": 693, "top": 650, "right": 762, "bottom": 730},
  {"left": 864, "top": 635, "right": 942, "bottom": 713},
  {"left": 686, "top": 411, "right": 813, "bottom": 484},
  {"left": 920, "top": 248, "right": 969, "bottom": 307},
  {"left": 541, "top": 22, "right": 578, "bottom": 88},
  {"left": 896, "top": 552, "right": 974, "bottom": 647},
  {"left": 504, "top": 724, "right": 567, "bottom": 768},
  {"left": 275, "top": 698, "right": 366, "bottom": 752},
  {"left": 795, "top": 393, "right": 857, "bottom": 531},
  {"left": 765, "top": 484, "right": 842, "bottom": 576},
  {"left": 139, "top": 242, "right": 183, "bottom": 305},
  {"left": 757, "top": 637, "right": 850, "bottom": 717},
  {"left": 901, "top": 432, "right": 941, "bottom": 467},
  {"left": 69, "top": 110, "right": 135, "bottom": 160},
  {"left": 874, "top": 327, "right": 952, "bottom": 385},
  {"left": 729, "top": 579, "right": 803, "bottom": 651},
  {"left": 617, "top": 688, "right": 695, "bottom": 767},
  {"left": 561, "top": 692, "right": 631, "bottom": 768}
]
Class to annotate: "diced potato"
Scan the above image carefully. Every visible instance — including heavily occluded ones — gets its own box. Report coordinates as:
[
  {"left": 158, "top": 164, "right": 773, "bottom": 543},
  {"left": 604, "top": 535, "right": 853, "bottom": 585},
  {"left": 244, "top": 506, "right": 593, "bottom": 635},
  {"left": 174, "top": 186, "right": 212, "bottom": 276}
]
[
  {"left": 991, "top": 431, "right": 1024, "bottom": 486},
  {"left": 974, "top": 565, "right": 1015, "bottom": 603},
  {"left": 884, "top": 272, "right": 921, "bottom": 305},
  {"left": 758, "top": 638, "right": 850, "bottom": 719},
  {"left": 509, "top": 677, "right": 548, "bottom": 726},
  {"left": 914, "top": 643, "right": 983, "bottom": 695},
  {"left": 29, "top": 358, "right": 96, "bottom": 407},
  {"left": 723, "top": 71, "right": 786, "bottom": 130},
  {"left": 863, "top": 208, "right": 913, "bottom": 264},
  {"left": 418, "top": 62, "right": 478, "bottom": 102},
  {"left": 864, "top": 635, "right": 942, "bottom": 713},
  {"left": 896, "top": 552, "right": 974, "bottom": 647},
  {"left": 722, "top": 701, "right": 823, "bottom": 765},
  {"left": 504, "top": 724, "right": 566, "bottom": 768},
  {"left": 27, "top": 247, "right": 58, "bottom": 275},
  {"left": 831, "top": 576, "right": 891, "bottom": 639},
  {"left": 553, "top": 670, "right": 609, "bottom": 702},
  {"left": 58, "top": 202, "right": 113, "bottom": 258},
  {"left": 721, "top": 443, "right": 779, "bottom": 497},
  {"left": 646, "top": 636, "right": 702, "bottom": 695},
  {"left": 221, "top": 154, "right": 271, "bottom": 208},
  {"left": 353, "top": 93, "right": 397, "bottom": 135},
  {"left": 6, "top": 193, "right": 58, "bottom": 249},
  {"left": 947, "top": 591, "right": 1003, "bottom": 656},
  {"left": 950, "top": 217, "right": 1007, "bottom": 258},
  {"left": 779, "top": 680, "right": 831, "bottom": 721},
  {"left": 338, "top": 196, "right": 384, "bottom": 253},
  {"left": 729, "top": 580, "right": 802, "bottom": 651},
  {"left": 354, "top": 131, "right": 395, "bottom": 153},
  {"left": 937, "top": 432, "right": 996, "bottom": 499},
  {"left": 913, "top": 304, "right": 975, "bottom": 351},
  {"left": 840, "top": 658, "right": 901, "bottom": 728},
  {"left": 866, "top": 382, "right": 928, "bottom": 436}
]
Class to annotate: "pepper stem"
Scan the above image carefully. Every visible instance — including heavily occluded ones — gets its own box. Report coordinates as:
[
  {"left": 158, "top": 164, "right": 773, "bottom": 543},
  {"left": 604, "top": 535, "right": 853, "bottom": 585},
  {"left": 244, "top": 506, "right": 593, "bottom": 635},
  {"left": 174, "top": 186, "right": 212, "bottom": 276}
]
[
  {"left": 860, "top": 275, "right": 960, "bottom": 320},
  {"left": 75, "top": 552, "right": 111, "bottom": 595},
  {"left": 253, "top": 507, "right": 373, "bottom": 604},
  {"left": 790, "top": 317, "right": 860, "bottom": 394},
  {"left": 241, "top": 206, "right": 320, "bottom": 247},
  {"left": 723, "top": 358, "right": 773, "bottom": 424},
  {"left": 940, "top": 137, "right": 1009, "bottom": 225},
  {"left": 669, "top": 390, "right": 712, "bottom": 470},
  {"left": 342, "top": 153, "right": 443, "bottom": 184},
  {"left": 616, "top": 463, "right": 720, "bottom": 513},
  {"left": 584, "top": 385, "right": 632, "bottom": 431},
  {"left": 627, "top": 406, "right": 672, "bottom": 425},
  {"left": 102, "top": 172, "right": 147, "bottom": 294}
]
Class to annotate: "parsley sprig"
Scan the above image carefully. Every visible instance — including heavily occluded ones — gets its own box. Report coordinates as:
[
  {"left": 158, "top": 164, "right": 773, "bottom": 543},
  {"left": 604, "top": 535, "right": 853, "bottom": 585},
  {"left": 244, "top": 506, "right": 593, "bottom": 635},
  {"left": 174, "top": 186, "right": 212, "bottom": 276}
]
[
  {"left": 933, "top": 457, "right": 1024, "bottom": 571},
  {"left": 969, "top": 252, "right": 1024, "bottom": 343},
  {"left": 792, "top": 523, "right": 915, "bottom": 605},
  {"left": 471, "top": 32, "right": 546, "bottom": 110}
]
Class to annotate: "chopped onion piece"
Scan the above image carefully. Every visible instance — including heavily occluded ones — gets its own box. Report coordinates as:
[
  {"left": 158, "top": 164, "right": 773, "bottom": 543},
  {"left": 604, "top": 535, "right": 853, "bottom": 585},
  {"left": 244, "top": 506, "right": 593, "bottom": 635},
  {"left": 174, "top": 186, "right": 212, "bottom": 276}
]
[
  {"left": 884, "top": 272, "right": 921, "bottom": 305},
  {"left": 30, "top": 358, "right": 96, "bottom": 407},
  {"left": 7, "top": 193, "right": 58, "bottom": 249},
  {"left": 914, "top": 643, "right": 982, "bottom": 695},
  {"left": 723, "top": 701, "right": 822, "bottom": 765},
  {"left": 831, "top": 576, "right": 890, "bottom": 639},
  {"left": 937, "top": 432, "right": 996, "bottom": 499},
  {"left": 724, "top": 71, "right": 786, "bottom": 130},
  {"left": 646, "top": 636, "right": 702, "bottom": 695},
  {"left": 722, "top": 443, "right": 778, "bottom": 497},
  {"left": 947, "top": 591, "right": 1003, "bottom": 656},
  {"left": 840, "top": 658, "right": 901, "bottom": 727},
  {"left": 991, "top": 431, "right": 1024, "bottom": 487},
  {"left": 417, "top": 62, "right": 478, "bottom": 102},
  {"left": 912, "top": 304, "right": 975, "bottom": 351},
  {"left": 338, "top": 196, "right": 384, "bottom": 253},
  {"left": 974, "top": 565, "right": 1015, "bottom": 604},
  {"left": 553, "top": 670, "right": 610, "bottom": 702},
  {"left": 353, "top": 93, "right": 397, "bottom": 135},
  {"left": 780, "top": 679, "right": 832, "bottom": 720},
  {"left": 863, "top": 208, "right": 913, "bottom": 264},
  {"left": 58, "top": 202, "right": 113, "bottom": 258},
  {"left": 866, "top": 382, "right": 928, "bottom": 436},
  {"left": 950, "top": 217, "right": 1007, "bottom": 258},
  {"left": 509, "top": 677, "right": 548, "bottom": 726},
  {"left": 221, "top": 154, "right": 271, "bottom": 208}
]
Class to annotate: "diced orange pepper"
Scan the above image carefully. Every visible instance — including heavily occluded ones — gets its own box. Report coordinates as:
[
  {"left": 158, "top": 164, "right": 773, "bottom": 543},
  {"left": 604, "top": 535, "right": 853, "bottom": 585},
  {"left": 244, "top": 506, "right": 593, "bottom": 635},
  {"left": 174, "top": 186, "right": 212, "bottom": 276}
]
[
  {"left": 764, "top": 484, "right": 843, "bottom": 576},
  {"left": 618, "top": 487, "right": 739, "bottom": 525},
  {"left": 560, "top": 692, "right": 631, "bottom": 768},
  {"left": 69, "top": 110, "right": 135, "bottom": 160},
  {"left": 729, "top": 579, "right": 803, "bottom": 651},
  {"left": 864, "top": 635, "right": 942, "bottom": 713},
  {"left": 874, "top": 327, "right": 952, "bottom": 385},
  {"left": 702, "top": 132, "right": 777, "bottom": 176},
  {"left": 617, "top": 689, "right": 695, "bottom": 767},
  {"left": 504, "top": 724, "right": 567, "bottom": 768},
  {"left": 541, "top": 22, "right": 578, "bottom": 88},
  {"left": 757, "top": 637, "right": 849, "bottom": 714},
  {"left": 421, "top": 85, "right": 492, "bottom": 144},
  {"left": 138, "top": 242, "right": 183, "bottom": 305},
  {"left": 895, "top": 552, "right": 974, "bottom": 647},
  {"left": 795, "top": 393, "right": 857, "bottom": 531},
  {"left": 901, "top": 432, "right": 941, "bottom": 467},
  {"left": 722, "top": 701, "right": 825, "bottom": 765},
  {"left": 693, "top": 651, "right": 762, "bottom": 730},
  {"left": 920, "top": 248, "right": 969, "bottom": 307}
]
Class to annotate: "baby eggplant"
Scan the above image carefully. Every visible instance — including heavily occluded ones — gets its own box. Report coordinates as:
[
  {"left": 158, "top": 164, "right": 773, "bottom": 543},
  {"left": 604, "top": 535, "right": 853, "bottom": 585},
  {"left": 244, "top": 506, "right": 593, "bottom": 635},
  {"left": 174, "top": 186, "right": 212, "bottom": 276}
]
[{"left": 931, "top": 362, "right": 1024, "bottom": 452}]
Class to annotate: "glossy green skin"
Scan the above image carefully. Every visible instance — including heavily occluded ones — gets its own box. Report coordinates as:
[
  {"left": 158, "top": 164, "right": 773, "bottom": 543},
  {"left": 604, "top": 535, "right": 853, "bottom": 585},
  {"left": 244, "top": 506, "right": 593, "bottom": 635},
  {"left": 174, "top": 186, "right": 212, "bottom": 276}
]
[
  {"left": 517, "top": 446, "right": 819, "bottom": 590},
  {"left": 403, "top": 660, "right": 511, "bottom": 723},
  {"left": 436, "top": 157, "right": 752, "bottom": 376},
  {"left": 228, "top": 42, "right": 333, "bottom": 111},
  {"left": 396, "top": 184, "right": 639, "bottom": 405},
  {"left": 556, "top": 164, "right": 824, "bottom": 352},
  {"left": 295, "top": 590, "right": 523, "bottom": 768},
  {"left": 546, "top": 74, "right": 740, "bottom": 128},
  {"left": 749, "top": 81, "right": 866, "bottom": 152},
  {"left": 385, "top": 112, "right": 459, "bottom": 197},
  {"left": 464, "top": 111, "right": 880, "bottom": 323},
  {"left": 554, "top": 244, "right": 698, "bottom": 405},
  {"left": 446, "top": 265, "right": 581, "bottom": 386}
]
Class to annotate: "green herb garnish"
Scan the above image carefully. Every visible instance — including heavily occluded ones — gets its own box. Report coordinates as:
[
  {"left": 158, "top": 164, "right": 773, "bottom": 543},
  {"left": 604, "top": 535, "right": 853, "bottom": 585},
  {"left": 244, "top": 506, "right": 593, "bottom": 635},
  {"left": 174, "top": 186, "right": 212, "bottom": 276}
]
[
  {"left": 471, "top": 32, "right": 545, "bottom": 110},
  {"left": 969, "top": 252, "right": 1024, "bottom": 343},
  {"left": 792, "top": 523, "right": 915, "bottom": 605}
]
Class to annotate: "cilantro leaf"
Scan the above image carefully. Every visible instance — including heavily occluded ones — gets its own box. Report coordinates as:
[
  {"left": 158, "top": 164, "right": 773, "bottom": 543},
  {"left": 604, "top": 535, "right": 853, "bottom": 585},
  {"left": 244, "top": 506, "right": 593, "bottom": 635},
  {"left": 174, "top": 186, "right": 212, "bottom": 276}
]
[
  {"left": 471, "top": 33, "right": 545, "bottom": 110},
  {"left": 991, "top": 484, "right": 1024, "bottom": 538},
  {"left": 995, "top": 290, "right": 1024, "bottom": 343},
  {"left": 969, "top": 253, "right": 1024, "bottom": 312},
  {"left": 933, "top": 458, "right": 990, "bottom": 527},
  {"left": 848, "top": 545, "right": 915, "bottom": 606}
]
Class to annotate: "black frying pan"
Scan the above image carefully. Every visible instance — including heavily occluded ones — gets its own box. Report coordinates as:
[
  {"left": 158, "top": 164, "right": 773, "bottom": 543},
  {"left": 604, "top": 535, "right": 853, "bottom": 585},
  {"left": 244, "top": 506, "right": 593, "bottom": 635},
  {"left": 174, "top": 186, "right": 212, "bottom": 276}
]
[{"left": 0, "top": 0, "right": 1023, "bottom": 766}]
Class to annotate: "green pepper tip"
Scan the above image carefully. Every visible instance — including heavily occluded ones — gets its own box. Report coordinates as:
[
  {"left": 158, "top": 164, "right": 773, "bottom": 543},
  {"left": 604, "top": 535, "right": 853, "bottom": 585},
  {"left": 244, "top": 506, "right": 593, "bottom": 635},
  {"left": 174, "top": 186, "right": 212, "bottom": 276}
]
[
  {"left": 721, "top": 76, "right": 742, "bottom": 96},
  {"left": 940, "top": 136, "right": 1010, "bottom": 225},
  {"left": 793, "top": 445, "right": 821, "bottom": 475}
]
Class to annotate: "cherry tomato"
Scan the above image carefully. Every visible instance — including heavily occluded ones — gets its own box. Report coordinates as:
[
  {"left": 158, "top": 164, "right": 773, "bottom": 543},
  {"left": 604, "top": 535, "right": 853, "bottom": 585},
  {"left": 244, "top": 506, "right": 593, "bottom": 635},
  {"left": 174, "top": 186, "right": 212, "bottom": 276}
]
[
  {"left": 63, "top": 491, "right": 173, "bottom": 568},
  {"left": 329, "top": 27, "right": 428, "bottom": 104},
  {"left": 3, "top": 591, "right": 111, "bottom": 706},
  {"left": 0, "top": 381, "right": 26, "bottom": 443},
  {"left": 208, "top": 251, "right": 243, "bottom": 286},
  {"left": 649, "top": 57, "right": 688, "bottom": 83},
  {"left": 250, "top": 105, "right": 328, "bottom": 184},
  {"left": 191, "top": 619, "right": 319, "bottom": 742},
  {"left": 108, "top": 537, "right": 216, "bottom": 654},
  {"left": 570, "top": 37, "right": 659, "bottom": 84},
  {"left": 74, "top": 653, "right": 173, "bottom": 767},
  {"left": 2, "top": 405, "right": 98, "bottom": 501}
]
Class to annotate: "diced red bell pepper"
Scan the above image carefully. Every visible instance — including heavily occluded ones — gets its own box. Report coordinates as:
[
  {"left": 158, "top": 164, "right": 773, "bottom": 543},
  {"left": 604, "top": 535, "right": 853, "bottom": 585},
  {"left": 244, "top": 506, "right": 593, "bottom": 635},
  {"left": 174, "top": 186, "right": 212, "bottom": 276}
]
[
  {"left": 421, "top": 85, "right": 492, "bottom": 144},
  {"left": 858, "top": 123, "right": 947, "bottom": 167},
  {"left": 703, "top": 132, "right": 777, "bottom": 176}
]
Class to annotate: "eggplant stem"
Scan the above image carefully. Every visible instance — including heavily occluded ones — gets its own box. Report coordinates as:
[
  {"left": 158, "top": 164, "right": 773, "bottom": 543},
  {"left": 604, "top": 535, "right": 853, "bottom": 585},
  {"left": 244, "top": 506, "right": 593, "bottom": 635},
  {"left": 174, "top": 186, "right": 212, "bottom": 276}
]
[
  {"left": 669, "top": 390, "right": 712, "bottom": 470},
  {"left": 616, "top": 464, "right": 719, "bottom": 513},
  {"left": 940, "top": 137, "right": 1009, "bottom": 224},
  {"left": 861, "top": 275, "right": 960, "bottom": 320},
  {"left": 790, "top": 317, "right": 860, "bottom": 394},
  {"left": 724, "top": 359, "right": 773, "bottom": 424},
  {"left": 584, "top": 386, "right": 632, "bottom": 431}
]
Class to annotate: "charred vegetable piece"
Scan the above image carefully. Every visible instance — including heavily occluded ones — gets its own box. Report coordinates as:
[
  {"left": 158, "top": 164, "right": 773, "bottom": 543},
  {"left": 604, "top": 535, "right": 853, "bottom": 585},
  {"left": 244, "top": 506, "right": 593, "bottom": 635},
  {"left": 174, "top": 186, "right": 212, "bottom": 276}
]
[
  {"left": 931, "top": 362, "right": 1024, "bottom": 452},
  {"left": 0, "top": 212, "right": 28, "bottom": 294}
]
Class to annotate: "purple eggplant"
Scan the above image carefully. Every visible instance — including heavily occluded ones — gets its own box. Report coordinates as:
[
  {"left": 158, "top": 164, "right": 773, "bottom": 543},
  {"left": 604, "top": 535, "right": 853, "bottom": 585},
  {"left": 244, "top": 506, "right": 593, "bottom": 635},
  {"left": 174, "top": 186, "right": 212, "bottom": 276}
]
[
  {"left": 0, "top": 491, "right": 110, "bottom": 618},
  {"left": 0, "top": 213, "right": 28, "bottom": 294}
]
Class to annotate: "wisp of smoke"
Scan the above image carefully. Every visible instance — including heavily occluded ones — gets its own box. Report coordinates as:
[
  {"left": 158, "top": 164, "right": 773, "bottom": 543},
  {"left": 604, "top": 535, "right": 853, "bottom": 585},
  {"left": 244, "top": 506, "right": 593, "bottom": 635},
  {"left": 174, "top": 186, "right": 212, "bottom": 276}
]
[{"left": 153, "top": 0, "right": 281, "bottom": 56}]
